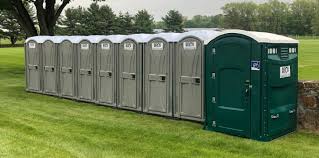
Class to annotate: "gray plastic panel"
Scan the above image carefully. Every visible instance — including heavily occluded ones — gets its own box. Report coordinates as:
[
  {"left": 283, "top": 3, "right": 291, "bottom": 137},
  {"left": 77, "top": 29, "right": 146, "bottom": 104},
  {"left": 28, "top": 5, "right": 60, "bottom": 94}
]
[
  {"left": 25, "top": 41, "right": 41, "bottom": 93},
  {"left": 118, "top": 39, "right": 142, "bottom": 111},
  {"left": 59, "top": 40, "right": 75, "bottom": 99},
  {"left": 77, "top": 40, "right": 94, "bottom": 102},
  {"left": 175, "top": 37, "right": 204, "bottom": 121},
  {"left": 96, "top": 40, "right": 116, "bottom": 106},
  {"left": 42, "top": 40, "right": 58, "bottom": 95},
  {"left": 143, "top": 38, "right": 172, "bottom": 116}
]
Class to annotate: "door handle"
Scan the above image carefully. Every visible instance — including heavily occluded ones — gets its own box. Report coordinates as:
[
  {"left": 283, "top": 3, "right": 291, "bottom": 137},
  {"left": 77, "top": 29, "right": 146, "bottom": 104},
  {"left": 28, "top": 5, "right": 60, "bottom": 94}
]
[{"left": 244, "top": 80, "right": 251, "bottom": 96}]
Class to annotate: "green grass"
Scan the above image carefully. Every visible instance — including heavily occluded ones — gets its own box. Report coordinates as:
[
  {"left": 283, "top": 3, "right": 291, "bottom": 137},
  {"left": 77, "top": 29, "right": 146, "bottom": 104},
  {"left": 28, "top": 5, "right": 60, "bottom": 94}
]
[
  {"left": 299, "top": 39, "right": 319, "bottom": 80},
  {"left": 0, "top": 39, "right": 24, "bottom": 45},
  {"left": 0, "top": 41, "right": 319, "bottom": 158}
]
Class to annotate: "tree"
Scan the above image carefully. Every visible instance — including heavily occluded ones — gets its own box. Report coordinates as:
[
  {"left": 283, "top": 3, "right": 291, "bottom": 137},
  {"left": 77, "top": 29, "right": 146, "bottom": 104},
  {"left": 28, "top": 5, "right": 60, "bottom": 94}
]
[
  {"left": 184, "top": 15, "right": 224, "bottom": 28},
  {"left": 113, "top": 12, "right": 134, "bottom": 34},
  {"left": 59, "top": 6, "right": 86, "bottom": 35},
  {"left": 0, "top": 10, "right": 24, "bottom": 44},
  {"left": 290, "top": 0, "right": 317, "bottom": 35},
  {"left": 0, "top": 3, "right": 35, "bottom": 44},
  {"left": 222, "top": 2, "right": 258, "bottom": 30},
  {"left": 133, "top": 10, "right": 154, "bottom": 33},
  {"left": 162, "top": 10, "right": 184, "bottom": 32},
  {"left": 312, "top": 0, "right": 319, "bottom": 35},
  {"left": 257, "top": 0, "right": 290, "bottom": 34},
  {"left": 85, "top": 3, "right": 116, "bottom": 35},
  {"left": 4, "top": 0, "right": 103, "bottom": 37}
]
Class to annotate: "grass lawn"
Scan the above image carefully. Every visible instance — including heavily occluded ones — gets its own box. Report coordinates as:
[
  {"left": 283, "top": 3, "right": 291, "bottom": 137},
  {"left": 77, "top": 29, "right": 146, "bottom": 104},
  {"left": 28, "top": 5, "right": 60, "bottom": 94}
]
[{"left": 0, "top": 40, "right": 319, "bottom": 158}]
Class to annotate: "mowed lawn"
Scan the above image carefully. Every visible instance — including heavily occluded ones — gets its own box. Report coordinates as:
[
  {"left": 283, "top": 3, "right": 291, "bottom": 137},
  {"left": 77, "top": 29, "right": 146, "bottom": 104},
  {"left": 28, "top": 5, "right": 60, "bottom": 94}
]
[{"left": 0, "top": 40, "right": 319, "bottom": 158}]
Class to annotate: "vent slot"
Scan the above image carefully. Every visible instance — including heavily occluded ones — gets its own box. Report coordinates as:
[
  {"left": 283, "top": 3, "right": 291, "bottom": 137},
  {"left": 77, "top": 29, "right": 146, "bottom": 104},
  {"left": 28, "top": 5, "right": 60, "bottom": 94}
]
[{"left": 280, "top": 48, "right": 289, "bottom": 60}]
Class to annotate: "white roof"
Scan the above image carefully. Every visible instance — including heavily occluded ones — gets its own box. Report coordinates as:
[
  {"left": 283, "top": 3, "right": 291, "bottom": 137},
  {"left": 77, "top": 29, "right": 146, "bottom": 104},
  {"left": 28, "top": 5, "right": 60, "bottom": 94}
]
[
  {"left": 25, "top": 36, "right": 52, "bottom": 43},
  {"left": 149, "top": 33, "right": 180, "bottom": 42},
  {"left": 222, "top": 29, "right": 299, "bottom": 44},
  {"left": 105, "top": 35, "right": 126, "bottom": 43},
  {"left": 178, "top": 30, "right": 223, "bottom": 44},
  {"left": 124, "top": 34, "right": 154, "bottom": 43}
]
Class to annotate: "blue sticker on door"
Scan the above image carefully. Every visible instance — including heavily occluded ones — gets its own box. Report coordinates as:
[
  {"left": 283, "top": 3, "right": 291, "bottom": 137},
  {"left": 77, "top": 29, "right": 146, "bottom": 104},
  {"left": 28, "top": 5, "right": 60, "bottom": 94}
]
[{"left": 251, "top": 61, "right": 260, "bottom": 71}]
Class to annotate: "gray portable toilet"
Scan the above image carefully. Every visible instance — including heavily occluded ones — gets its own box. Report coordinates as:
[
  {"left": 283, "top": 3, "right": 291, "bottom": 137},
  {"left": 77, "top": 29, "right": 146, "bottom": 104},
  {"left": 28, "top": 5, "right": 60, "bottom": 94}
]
[
  {"left": 94, "top": 35, "right": 125, "bottom": 107},
  {"left": 174, "top": 30, "right": 222, "bottom": 121},
  {"left": 76, "top": 36, "right": 97, "bottom": 103},
  {"left": 143, "top": 33, "right": 179, "bottom": 116},
  {"left": 42, "top": 36, "right": 60, "bottom": 96},
  {"left": 25, "top": 36, "right": 50, "bottom": 93},
  {"left": 58, "top": 36, "right": 82, "bottom": 99},
  {"left": 117, "top": 34, "right": 151, "bottom": 111}
]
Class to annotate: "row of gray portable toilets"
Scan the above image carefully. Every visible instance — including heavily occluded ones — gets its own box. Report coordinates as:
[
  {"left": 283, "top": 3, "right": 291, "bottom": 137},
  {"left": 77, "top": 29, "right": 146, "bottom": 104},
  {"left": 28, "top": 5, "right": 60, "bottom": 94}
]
[{"left": 25, "top": 31, "right": 219, "bottom": 122}]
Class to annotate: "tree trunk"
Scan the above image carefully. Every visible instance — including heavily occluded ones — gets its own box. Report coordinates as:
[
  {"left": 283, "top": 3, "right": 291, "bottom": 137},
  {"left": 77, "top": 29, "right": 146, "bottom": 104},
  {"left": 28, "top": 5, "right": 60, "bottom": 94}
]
[
  {"left": 10, "top": 0, "right": 38, "bottom": 37},
  {"left": 10, "top": 36, "right": 17, "bottom": 45}
]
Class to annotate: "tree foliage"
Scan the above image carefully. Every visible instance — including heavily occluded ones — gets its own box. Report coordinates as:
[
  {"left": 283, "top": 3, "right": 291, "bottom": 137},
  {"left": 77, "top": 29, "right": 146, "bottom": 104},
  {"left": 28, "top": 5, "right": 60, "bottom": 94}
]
[
  {"left": 162, "top": 10, "right": 184, "bottom": 33},
  {"left": 134, "top": 10, "right": 154, "bottom": 33}
]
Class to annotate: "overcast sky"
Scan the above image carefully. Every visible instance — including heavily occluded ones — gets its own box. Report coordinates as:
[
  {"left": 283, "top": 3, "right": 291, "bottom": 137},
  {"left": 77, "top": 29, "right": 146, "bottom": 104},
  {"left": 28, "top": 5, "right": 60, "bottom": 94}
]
[{"left": 67, "top": 0, "right": 293, "bottom": 21}]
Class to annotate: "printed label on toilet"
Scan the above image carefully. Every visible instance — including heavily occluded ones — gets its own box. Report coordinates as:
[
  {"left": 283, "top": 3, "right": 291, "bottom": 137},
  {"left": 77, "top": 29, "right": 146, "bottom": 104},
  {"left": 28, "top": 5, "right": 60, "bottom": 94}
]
[
  {"left": 280, "top": 66, "right": 291, "bottom": 78},
  {"left": 101, "top": 43, "right": 110, "bottom": 50},
  {"left": 29, "top": 43, "right": 36, "bottom": 49},
  {"left": 81, "top": 44, "right": 89, "bottom": 50},
  {"left": 183, "top": 41, "right": 197, "bottom": 50},
  {"left": 152, "top": 42, "right": 164, "bottom": 50},
  {"left": 124, "top": 43, "right": 134, "bottom": 50}
]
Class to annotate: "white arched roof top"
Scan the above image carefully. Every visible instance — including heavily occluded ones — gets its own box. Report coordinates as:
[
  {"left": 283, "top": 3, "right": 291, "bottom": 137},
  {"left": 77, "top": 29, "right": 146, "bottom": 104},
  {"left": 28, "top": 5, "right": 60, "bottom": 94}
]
[
  {"left": 125, "top": 34, "right": 154, "bottom": 43},
  {"left": 88, "top": 35, "right": 109, "bottom": 43},
  {"left": 221, "top": 29, "right": 299, "bottom": 44},
  {"left": 178, "top": 30, "right": 223, "bottom": 44},
  {"left": 149, "top": 33, "right": 180, "bottom": 42},
  {"left": 25, "top": 36, "right": 52, "bottom": 43},
  {"left": 105, "top": 35, "right": 126, "bottom": 43}
]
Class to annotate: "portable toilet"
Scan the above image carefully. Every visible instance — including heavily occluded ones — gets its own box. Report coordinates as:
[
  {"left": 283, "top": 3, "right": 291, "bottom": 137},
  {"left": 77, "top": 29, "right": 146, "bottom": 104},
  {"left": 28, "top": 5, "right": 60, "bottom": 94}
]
[
  {"left": 143, "top": 33, "right": 179, "bottom": 116},
  {"left": 117, "top": 34, "right": 151, "bottom": 111},
  {"left": 174, "top": 30, "right": 222, "bottom": 122},
  {"left": 25, "top": 36, "right": 50, "bottom": 93},
  {"left": 204, "top": 30, "right": 298, "bottom": 141},
  {"left": 42, "top": 36, "right": 61, "bottom": 96},
  {"left": 58, "top": 36, "right": 83, "bottom": 99},
  {"left": 76, "top": 36, "right": 97, "bottom": 103},
  {"left": 94, "top": 35, "right": 126, "bottom": 107}
]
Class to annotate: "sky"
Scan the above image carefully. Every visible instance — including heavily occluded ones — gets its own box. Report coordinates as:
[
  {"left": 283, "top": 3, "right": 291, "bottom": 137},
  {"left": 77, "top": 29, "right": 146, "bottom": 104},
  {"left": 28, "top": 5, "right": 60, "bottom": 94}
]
[{"left": 68, "top": 0, "right": 293, "bottom": 21}]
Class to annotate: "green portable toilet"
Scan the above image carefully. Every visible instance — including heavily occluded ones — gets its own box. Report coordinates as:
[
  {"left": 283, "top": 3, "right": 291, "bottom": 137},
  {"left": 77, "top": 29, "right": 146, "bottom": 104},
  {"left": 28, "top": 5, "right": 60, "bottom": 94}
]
[{"left": 204, "top": 30, "right": 299, "bottom": 141}]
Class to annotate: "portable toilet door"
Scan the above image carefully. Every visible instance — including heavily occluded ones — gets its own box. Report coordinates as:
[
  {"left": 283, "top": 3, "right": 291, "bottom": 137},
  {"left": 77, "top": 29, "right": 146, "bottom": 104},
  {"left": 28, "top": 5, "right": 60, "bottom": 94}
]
[
  {"left": 77, "top": 37, "right": 96, "bottom": 103},
  {"left": 117, "top": 36, "right": 144, "bottom": 111},
  {"left": 59, "top": 37, "right": 77, "bottom": 99},
  {"left": 204, "top": 30, "right": 299, "bottom": 141},
  {"left": 42, "top": 38, "right": 59, "bottom": 96},
  {"left": 25, "top": 36, "right": 47, "bottom": 93},
  {"left": 174, "top": 35, "right": 204, "bottom": 121},
  {"left": 143, "top": 33, "right": 178, "bottom": 116},
  {"left": 96, "top": 37, "right": 117, "bottom": 106}
]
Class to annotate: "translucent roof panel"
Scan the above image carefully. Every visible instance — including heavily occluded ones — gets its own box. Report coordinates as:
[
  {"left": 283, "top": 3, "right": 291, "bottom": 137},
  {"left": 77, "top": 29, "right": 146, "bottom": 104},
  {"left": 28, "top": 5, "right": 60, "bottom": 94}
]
[
  {"left": 25, "top": 36, "right": 52, "bottom": 43},
  {"left": 149, "top": 33, "right": 180, "bottom": 42},
  {"left": 222, "top": 29, "right": 299, "bottom": 44},
  {"left": 105, "top": 35, "right": 127, "bottom": 43},
  {"left": 178, "top": 30, "right": 223, "bottom": 44},
  {"left": 125, "top": 34, "right": 154, "bottom": 43}
]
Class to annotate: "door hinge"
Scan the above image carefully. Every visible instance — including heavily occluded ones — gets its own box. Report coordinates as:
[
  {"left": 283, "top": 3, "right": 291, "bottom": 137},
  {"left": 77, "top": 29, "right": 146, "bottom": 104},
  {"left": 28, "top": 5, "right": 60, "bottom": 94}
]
[
  {"left": 211, "top": 73, "right": 216, "bottom": 79},
  {"left": 212, "top": 97, "right": 216, "bottom": 103}
]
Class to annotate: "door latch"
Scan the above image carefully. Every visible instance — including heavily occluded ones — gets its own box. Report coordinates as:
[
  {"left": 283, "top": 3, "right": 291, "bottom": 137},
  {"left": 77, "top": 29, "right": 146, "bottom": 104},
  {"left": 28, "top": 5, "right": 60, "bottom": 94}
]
[
  {"left": 211, "top": 73, "right": 216, "bottom": 79},
  {"left": 212, "top": 97, "right": 216, "bottom": 103},
  {"left": 289, "top": 109, "right": 296, "bottom": 114},
  {"left": 271, "top": 114, "right": 280, "bottom": 119}
]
